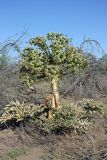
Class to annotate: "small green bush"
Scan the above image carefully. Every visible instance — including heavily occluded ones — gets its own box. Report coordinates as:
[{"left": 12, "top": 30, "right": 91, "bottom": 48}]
[
  {"left": 31, "top": 99, "right": 104, "bottom": 134},
  {"left": 0, "top": 99, "right": 104, "bottom": 134},
  {"left": 78, "top": 98, "right": 103, "bottom": 114},
  {"left": 31, "top": 103, "right": 91, "bottom": 134},
  {"left": 0, "top": 100, "right": 39, "bottom": 123}
]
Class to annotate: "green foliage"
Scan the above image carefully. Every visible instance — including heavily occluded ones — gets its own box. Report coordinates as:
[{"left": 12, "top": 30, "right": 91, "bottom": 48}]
[
  {"left": 39, "top": 104, "right": 91, "bottom": 134},
  {"left": 0, "top": 99, "right": 104, "bottom": 134},
  {"left": 78, "top": 98, "right": 104, "bottom": 114},
  {"left": 65, "top": 46, "right": 87, "bottom": 72},
  {"left": 0, "top": 147, "right": 27, "bottom": 160},
  {"left": 0, "top": 100, "right": 39, "bottom": 123},
  {"left": 30, "top": 99, "right": 103, "bottom": 134},
  {"left": 20, "top": 32, "right": 87, "bottom": 86}
]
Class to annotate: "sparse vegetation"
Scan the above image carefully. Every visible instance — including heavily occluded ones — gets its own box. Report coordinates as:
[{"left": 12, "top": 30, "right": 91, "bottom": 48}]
[
  {"left": 0, "top": 98, "right": 104, "bottom": 135},
  {"left": 0, "top": 147, "right": 28, "bottom": 160},
  {"left": 78, "top": 98, "right": 104, "bottom": 114},
  {"left": 0, "top": 32, "right": 107, "bottom": 160}
]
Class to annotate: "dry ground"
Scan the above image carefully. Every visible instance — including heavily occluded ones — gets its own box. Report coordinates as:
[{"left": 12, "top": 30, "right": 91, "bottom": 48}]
[{"left": 0, "top": 97, "right": 107, "bottom": 160}]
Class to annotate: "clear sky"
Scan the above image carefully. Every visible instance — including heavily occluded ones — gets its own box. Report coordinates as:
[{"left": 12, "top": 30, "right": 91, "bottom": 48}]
[{"left": 0, "top": 0, "right": 107, "bottom": 57}]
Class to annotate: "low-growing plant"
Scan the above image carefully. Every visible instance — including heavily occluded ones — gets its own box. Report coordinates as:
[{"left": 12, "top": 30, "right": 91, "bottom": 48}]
[
  {"left": 31, "top": 103, "right": 91, "bottom": 134},
  {"left": 0, "top": 100, "right": 40, "bottom": 123},
  {"left": 78, "top": 98, "right": 104, "bottom": 114},
  {"left": 0, "top": 147, "right": 27, "bottom": 160},
  {"left": 0, "top": 99, "right": 104, "bottom": 134},
  {"left": 30, "top": 99, "right": 104, "bottom": 134}
]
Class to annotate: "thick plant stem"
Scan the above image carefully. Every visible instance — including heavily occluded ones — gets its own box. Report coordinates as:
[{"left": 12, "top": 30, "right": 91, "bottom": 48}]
[
  {"left": 46, "top": 79, "right": 60, "bottom": 119},
  {"left": 51, "top": 79, "right": 60, "bottom": 109}
]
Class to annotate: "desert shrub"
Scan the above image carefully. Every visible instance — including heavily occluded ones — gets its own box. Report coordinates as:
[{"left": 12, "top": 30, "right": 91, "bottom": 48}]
[
  {"left": 41, "top": 105, "right": 91, "bottom": 134},
  {"left": 0, "top": 99, "right": 104, "bottom": 134},
  {"left": 31, "top": 99, "right": 104, "bottom": 134},
  {"left": 0, "top": 100, "right": 39, "bottom": 123},
  {"left": 78, "top": 98, "right": 104, "bottom": 114}
]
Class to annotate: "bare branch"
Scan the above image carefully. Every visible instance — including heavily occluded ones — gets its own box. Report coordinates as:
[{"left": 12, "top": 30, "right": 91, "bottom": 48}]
[
  {"left": 79, "top": 38, "right": 105, "bottom": 57},
  {"left": 0, "top": 31, "right": 27, "bottom": 55}
]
